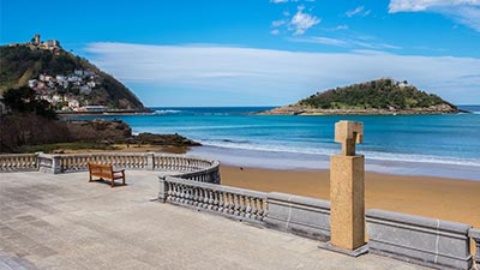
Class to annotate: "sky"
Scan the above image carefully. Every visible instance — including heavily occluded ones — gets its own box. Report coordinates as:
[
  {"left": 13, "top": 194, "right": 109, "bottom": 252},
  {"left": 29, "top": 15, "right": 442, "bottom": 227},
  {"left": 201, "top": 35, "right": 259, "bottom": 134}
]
[{"left": 1, "top": 0, "right": 479, "bottom": 106}]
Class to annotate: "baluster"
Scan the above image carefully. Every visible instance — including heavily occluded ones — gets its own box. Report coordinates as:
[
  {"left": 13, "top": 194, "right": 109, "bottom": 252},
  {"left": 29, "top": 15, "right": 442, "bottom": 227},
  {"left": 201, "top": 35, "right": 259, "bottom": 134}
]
[
  {"left": 213, "top": 191, "right": 220, "bottom": 210},
  {"left": 129, "top": 156, "right": 134, "bottom": 168},
  {"left": 167, "top": 183, "right": 175, "bottom": 202},
  {"left": 250, "top": 198, "right": 258, "bottom": 220},
  {"left": 207, "top": 190, "right": 214, "bottom": 210},
  {"left": 245, "top": 197, "right": 253, "bottom": 219},
  {"left": 203, "top": 189, "right": 210, "bottom": 209},
  {"left": 233, "top": 195, "right": 240, "bottom": 216},
  {"left": 223, "top": 193, "right": 231, "bottom": 214},
  {"left": 192, "top": 188, "right": 199, "bottom": 206},
  {"left": 175, "top": 184, "right": 183, "bottom": 203},
  {"left": 239, "top": 196, "right": 247, "bottom": 217},
  {"left": 217, "top": 191, "right": 224, "bottom": 212},
  {"left": 179, "top": 185, "right": 186, "bottom": 204},
  {"left": 197, "top": 189, "right": 205, "bottom": 208},
  {"left": 257, "top": 199, "right": 266, "bottom": 220},
  {"left": 185, "top": 187, "right": 193, "bottom": 205}
]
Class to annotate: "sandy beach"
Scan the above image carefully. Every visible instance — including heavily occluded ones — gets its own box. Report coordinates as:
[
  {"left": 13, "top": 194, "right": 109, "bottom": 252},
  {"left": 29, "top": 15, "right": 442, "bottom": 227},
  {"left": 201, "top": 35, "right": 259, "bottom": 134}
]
[{"left": 220, "top": 165, "right": 480, "bottom": 228}]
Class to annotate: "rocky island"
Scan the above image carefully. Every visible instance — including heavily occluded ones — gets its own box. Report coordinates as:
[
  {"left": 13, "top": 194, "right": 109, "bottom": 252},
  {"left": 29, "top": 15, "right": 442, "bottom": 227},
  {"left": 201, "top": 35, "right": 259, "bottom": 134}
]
[{"left": 260, "top": 78, "right": 460, "bottom": 115}]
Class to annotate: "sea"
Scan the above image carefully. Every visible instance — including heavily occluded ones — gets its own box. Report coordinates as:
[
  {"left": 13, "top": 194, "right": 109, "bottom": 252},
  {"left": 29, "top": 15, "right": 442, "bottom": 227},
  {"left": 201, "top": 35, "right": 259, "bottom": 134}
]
[{"left": 70, "top": 105, "right": 480, "bottom": 181}]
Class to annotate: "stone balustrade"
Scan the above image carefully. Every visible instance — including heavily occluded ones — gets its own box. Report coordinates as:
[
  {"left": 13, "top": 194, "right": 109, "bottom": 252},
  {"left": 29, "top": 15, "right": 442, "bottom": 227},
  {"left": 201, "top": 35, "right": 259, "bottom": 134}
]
[
  {"left": 1, "top": 152, "right": 220, "bottom": 184},
  {"left": 366, "top": 209, "right": 473, "bottom": 270},
  {"left": 58, "top": 153, "right": 149, "bottom": 172},
  {"left": 159, "top": 176, "right": 267, "bottom": 223},
  {"left": 0, "top": 154, "right": 38, "bottom": 171}
]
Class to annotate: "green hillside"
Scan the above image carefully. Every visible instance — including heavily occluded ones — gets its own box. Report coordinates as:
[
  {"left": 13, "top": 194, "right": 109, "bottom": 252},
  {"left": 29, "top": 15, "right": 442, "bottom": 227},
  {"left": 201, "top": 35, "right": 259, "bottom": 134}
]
[
  {"left": 299, "top": 78, "right": 456, "bottom": 110},
  {"left": 0, "top": 44, "right": 145, "bottom": 110}
]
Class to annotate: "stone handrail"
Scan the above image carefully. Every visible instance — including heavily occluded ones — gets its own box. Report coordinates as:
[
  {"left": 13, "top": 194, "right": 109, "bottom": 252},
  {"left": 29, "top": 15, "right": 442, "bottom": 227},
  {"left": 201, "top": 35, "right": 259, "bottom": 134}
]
[
  {"left": 159, "top": 176, "right": 267, "bottom": 223},
  {"left": 0, "top": 153, "right": 38, "bottom": 171}
]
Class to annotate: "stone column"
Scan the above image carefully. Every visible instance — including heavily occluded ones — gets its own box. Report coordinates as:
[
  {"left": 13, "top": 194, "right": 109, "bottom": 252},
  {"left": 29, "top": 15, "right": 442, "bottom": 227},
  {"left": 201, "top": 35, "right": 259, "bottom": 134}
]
[
  {"left": 51, "top": 155, "right": 62, "bottom": 174},
  {"left": 158, "top": 176, "right": 168, "bottom": 203},
  {"left": 469, "top": 228, "right": 480, "bottom": 266},
  {"left": 146, "top": 153, "right": 155, "bottom": 170},
  {"left": 320, "top": 120, "right": 367, "bottom": 256}
]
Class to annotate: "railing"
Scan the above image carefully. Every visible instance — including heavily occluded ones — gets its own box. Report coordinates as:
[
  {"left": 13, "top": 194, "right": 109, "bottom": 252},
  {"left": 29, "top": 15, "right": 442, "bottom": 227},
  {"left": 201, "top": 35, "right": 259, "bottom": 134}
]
[
  {"left": 159, "top": 176, "right": 267, "bottom": 223},
  {"left": 0, "top": 154, "right": 37, "bottom": 171},
  {"left": 0, "top": 152, "right": 220, "bottom": 184},
  {"left": 59, "top": 153, "right": 148, "bottom": 172}
]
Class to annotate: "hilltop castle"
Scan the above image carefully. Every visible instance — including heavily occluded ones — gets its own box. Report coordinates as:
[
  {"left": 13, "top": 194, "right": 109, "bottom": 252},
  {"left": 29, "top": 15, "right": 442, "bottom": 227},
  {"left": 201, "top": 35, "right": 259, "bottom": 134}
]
[
  {"left": 30, "top": 34, "right": 61, "bottom": 50},
  {"left": 9, "top": 34, "right": 61, "bottom": 51}
]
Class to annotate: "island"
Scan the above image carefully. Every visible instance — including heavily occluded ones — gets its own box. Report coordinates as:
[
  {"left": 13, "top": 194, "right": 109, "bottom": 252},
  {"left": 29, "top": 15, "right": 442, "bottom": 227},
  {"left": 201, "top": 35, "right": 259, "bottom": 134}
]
[{"left": 260, "top": 78, "right": 460, "bottom": 115}]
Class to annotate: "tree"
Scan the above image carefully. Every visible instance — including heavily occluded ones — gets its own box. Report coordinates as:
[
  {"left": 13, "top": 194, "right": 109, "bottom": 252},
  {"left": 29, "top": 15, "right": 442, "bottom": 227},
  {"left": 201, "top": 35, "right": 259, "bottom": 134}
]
[{"left": 3, "top": 87, "right": 57, "bottom": 119}]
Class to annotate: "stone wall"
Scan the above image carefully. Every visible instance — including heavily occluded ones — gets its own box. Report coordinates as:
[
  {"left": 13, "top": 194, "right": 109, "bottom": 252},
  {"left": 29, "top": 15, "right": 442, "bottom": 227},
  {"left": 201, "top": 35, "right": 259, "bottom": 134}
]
[
  {"left": 367, "top": 209, "right": 473, "bottom": 270},
  {"left": 264, "top": 192, "right": 331, "bottom": 241}
]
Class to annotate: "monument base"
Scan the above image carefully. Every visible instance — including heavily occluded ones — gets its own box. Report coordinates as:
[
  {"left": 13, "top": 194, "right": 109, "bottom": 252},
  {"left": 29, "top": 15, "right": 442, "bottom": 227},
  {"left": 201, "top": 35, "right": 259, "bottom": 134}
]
[{"left": 318, "top": 241, "right": 368, "bottom": 258}]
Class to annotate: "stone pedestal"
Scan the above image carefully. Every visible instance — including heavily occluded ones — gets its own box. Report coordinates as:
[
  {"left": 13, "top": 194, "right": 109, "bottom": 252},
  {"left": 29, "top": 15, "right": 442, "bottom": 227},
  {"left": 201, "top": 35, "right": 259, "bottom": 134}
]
[
  {"left": 319, "top": 120, "right": 367, "bottom": 257},
  {"left": 330, "top": 154, "right": 365, "bottom": 250}
]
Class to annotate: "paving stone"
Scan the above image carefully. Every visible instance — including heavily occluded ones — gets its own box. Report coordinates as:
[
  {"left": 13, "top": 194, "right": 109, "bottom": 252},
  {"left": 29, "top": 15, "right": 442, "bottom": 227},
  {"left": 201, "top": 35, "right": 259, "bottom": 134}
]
[{"left": 1, "top": 171, "right": 429, "bottom": 270}]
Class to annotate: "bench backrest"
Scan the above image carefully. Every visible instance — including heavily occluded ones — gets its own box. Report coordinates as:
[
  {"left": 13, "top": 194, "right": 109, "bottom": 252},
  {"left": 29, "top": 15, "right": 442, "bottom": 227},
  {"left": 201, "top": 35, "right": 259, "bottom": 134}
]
[{"left": 88, "top": 163, "right": 114, "bottom": 178}]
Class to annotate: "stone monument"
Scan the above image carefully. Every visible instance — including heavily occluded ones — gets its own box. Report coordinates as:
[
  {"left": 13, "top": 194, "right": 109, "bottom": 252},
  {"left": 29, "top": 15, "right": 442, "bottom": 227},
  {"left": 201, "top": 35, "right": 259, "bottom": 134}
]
[{"left": 319, "top": 120, "right": 368, "bottom": 256}]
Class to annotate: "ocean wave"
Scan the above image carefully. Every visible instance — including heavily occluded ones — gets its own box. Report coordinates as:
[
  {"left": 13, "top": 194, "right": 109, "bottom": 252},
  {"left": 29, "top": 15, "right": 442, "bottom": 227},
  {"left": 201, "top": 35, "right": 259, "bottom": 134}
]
[
  {"left": 154, "top": 109, "right": 183, "bottom": 115},
  {"left": 199, "top": 139, "right": 480, "bottom": 168}
]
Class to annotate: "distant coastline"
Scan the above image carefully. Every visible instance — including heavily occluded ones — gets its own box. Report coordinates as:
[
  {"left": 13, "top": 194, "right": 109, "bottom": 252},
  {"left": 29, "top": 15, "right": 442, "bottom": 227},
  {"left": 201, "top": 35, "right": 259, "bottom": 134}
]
[
  {"left": 257, "top": 105, "right": 468, "bottom": 116},
  {"left": 57, "top": 108, "right": 153, "bottom": 116}
]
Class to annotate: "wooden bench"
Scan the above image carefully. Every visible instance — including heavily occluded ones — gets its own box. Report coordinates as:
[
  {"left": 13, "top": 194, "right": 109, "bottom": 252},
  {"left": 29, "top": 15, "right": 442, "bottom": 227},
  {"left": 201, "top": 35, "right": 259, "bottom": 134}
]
[{"left": 88, "top": 163, "right": 126, "bottom": 187}]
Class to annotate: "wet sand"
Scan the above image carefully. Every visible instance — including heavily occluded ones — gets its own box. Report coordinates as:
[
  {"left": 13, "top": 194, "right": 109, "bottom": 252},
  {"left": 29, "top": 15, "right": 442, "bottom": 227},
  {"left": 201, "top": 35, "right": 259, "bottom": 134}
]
[{"left": 220, "top": 165, "right": 480, "bottom": 228}]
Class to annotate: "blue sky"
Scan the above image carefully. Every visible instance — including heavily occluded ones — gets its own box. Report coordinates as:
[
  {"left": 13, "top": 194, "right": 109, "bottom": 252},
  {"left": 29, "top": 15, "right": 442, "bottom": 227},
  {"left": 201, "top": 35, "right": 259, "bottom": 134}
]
[{"left": 1, "top": 0, "right": 479, "bottom": 106}]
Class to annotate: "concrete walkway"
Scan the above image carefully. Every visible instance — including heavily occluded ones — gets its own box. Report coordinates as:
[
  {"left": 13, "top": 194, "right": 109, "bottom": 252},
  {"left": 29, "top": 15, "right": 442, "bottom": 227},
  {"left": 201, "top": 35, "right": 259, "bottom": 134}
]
[{"left": 0, "top": 171, "right": 428, "bottom": 270}]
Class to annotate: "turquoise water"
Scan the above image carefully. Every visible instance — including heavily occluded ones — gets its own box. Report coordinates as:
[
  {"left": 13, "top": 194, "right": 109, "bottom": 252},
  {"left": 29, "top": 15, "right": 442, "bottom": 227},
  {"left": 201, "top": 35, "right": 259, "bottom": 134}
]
[{"left": 71, "top": 106, "right": 480, "bottom": 180}]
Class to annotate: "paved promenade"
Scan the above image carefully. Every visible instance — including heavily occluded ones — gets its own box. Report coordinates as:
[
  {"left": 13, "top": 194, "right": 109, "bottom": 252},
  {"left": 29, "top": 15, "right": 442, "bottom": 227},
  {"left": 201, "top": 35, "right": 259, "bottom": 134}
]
[{"left": 0, "top": 171, "right": 428, "bottom": 269}]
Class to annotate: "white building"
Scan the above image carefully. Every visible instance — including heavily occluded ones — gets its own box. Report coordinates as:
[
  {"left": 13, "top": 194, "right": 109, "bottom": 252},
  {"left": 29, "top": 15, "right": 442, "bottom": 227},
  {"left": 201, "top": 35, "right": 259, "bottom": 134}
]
[
  {"left": 79, "top": 85, "right": 92, "bottom": 95},
  {"left": 68, "top": 100, "right": 80, "bottom": 108},
  {"left": 28, "top": 79, "right": 37, "bottom": 88}
]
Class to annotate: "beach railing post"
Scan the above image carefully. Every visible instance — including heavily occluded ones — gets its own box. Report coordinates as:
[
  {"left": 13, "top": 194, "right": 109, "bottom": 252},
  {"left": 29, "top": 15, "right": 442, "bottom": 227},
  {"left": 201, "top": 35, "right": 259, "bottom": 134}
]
[
  {"left": 146, "top": 153, "right": 155, "bottom": 170},
  {"left": 320, "top": 120, "right": 367, "bottom": 256}
]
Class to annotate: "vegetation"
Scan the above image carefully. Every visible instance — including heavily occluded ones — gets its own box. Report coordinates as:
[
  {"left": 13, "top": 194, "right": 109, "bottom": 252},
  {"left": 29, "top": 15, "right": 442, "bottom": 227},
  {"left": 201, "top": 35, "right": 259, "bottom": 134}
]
[
  {"left": 0, "top": 45, "right": 145, "bottom": 110},
  {"left": 298, "top": 78, "right": 456, "bottom": 110},
  {"left": 3, "top": 86, "right": 57, "bottom": 119},
  {"left": 17, "top": 142, "right": 119, "bottom": 154}
]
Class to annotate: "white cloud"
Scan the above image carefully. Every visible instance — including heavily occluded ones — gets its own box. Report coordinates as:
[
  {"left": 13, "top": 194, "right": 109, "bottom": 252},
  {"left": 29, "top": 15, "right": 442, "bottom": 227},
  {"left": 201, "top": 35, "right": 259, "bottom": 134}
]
[
  {"left": 346, "top": 6, "right": 371, "bottom": 17},
  {"left": 270, "top": 0, "right": 288, "bottom": 3},
  {"left": 289, "top": 36, "right": 401, "bottom": 50},
  {"left": 389, "top": 0, "right": 480, "bottom": 12},
  {"left": 389, "top": 0, "right": 480, "bottom": 31},
  {"left": 271, "top": 29, "right": 281, "bottom": 35},
  {"left": 289, "top": 6, "right": 321, "bottom": 35},
  {"left": 85, "top": 42, "right": 480, "bottom": 105},
  {"left": 334, "top": 24, "right": 349, "bottom": 30},
  {"left": 272, "top": 19, "right": 286, "bottom": 27},
  {"left": 289, "top": 36, "right": 348, "bottom": 46}
]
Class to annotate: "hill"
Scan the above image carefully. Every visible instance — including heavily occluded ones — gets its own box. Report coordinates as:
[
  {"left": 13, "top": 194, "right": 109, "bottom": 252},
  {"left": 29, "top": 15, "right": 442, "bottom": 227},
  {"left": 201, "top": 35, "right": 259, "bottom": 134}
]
[
  {"left": 0, "top": 40, "right": 146, "bottom": 111},
  {"left": 262, "top": 78, "right": 459, "bottom": 115}
]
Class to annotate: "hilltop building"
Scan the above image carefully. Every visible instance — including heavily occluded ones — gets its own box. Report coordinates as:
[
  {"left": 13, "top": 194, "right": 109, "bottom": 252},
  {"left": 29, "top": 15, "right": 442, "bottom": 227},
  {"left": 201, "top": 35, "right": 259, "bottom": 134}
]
[{"left": 29, "top": 34, "right": 61, "bottom": 51}]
